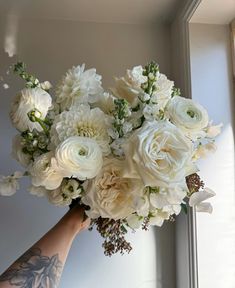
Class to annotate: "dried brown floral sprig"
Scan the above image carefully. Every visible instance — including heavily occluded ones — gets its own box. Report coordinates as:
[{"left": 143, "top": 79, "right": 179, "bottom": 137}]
[
  {"left": 89, "top": 218, "right": 132, "bottom": 256},
  {"left": 186, "top": 173, "right": 205, "bottom": 196}
]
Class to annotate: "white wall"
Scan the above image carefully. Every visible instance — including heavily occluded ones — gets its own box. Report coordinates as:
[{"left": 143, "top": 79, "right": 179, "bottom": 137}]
[
  {"left": 0, "top": 17, "right": 176, "bottom": 288},
  {"left": 189, "top": 23, "right": 235, "bottom": 288}
]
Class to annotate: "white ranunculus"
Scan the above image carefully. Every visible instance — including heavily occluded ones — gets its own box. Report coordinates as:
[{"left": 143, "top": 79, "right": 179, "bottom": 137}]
[
  {"left": 0, "top": 171, "right": 23, "bottom": 196},
  {"left": 111, "top": 66, "right": 147, "bottom": 107},
  {"left": 30, "top": 152, "right": 64, "bottom": 190},
  {"left": 56, "top": 136, "right": 103, "bottom": 181},
  {"left": 12, "top": 135, "right": 32, "bottom": 167},
  {"left": 151, "top": 73, "right": 174, "bottom": 109},
  {"left": 50, "top": 105, "right": 111, "bottom": 155},
  {"left": 189, "top": 187, "right": 216, "bottom": 213},
  {"left": 56, "top": 64, "right": 103, "bottom": 111},
  {"left": 10, "top": 87, "right": 52, "bottom": 132},
  {"left": 82, "top": 158, "right": 144, "bottom": 220},
  {"left": 123, "top": 120, "right": 196, "bottom": 187},
  {"left": 167, "top": 96, "right": 209, "bottom": 140}
]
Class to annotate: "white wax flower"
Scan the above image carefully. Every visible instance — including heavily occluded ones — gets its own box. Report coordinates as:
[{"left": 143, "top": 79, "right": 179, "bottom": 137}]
[
  {"left": 12, "top": 135, "right": 32, "bottom": 167},
  {"left": 30, "top": 152, "right": 64, "bottom": 190},
  {"left": 151, "top": 73, "right": 174, "bottom": 109},
  {"left": 56, "top": 64, "right": 103, "bottom": 110},
  {"left": 0, "top": 171, "right": 23, "bottom": 196},
  {"left": 55, "top": 136, "right": 103, "bottom": 181},
  {"left": 167, "top": 96, "right": 209, "bottom": 140},
  {"left": 50, "top": 105, "right": 111, "bottom": 155},
  {"left": 123, "top": 120, "right": 196, "bottom": 187},
  {"left": 10, "top": 87, "right": 52, "bottom": 132},
  {"left": 82, "top": 158, "right": 144, "bottom": 220}
]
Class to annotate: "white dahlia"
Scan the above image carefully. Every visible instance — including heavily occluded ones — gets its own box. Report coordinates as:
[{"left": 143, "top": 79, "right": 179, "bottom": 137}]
[
  {"left": 56, "top": 64, "right": 103, "bottom": 111},
  {"left": 50, "top": 105, "right": 111, "bottom": 155},
  {"left": 10, "top": 87, "right": 52, "bottom": 132}
]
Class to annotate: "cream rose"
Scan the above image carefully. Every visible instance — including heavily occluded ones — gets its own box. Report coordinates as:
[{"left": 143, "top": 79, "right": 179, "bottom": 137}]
[
  {"left": 82, "top": 158, "right": 144, "bottom": 220},
  {"left": 55, "top": 136, "right": 103, "bottom": 180},
  {"left": 29, "top": 152, "right": 64, "bottom": 190},
  {"left": 10, "top": 87, "right": 52, "bottom": 132},
  {"left": 111, "top": 66, "right": 147, "bottom": 107},
  {"left": 123, "top": 120, "right": 196, "bottom": 187},
  {"left": 167, "top": 96, "right": 209, "bottom": 139}
]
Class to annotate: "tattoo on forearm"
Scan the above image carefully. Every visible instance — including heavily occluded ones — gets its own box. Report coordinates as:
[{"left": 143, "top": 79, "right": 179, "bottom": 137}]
[{"left": 0, "top": 247, "right": 63, "bottom": 287}]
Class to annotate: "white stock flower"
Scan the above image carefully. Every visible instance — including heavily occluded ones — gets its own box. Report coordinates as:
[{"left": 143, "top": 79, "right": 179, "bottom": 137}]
[
  {"left": 0, "top": 171, "right": 23, "bottom": 196},
  {"left": 189, "top": 187, "right": 216, "bottom": 213},
  {"left": 149, "top": 207, "right": 174, "bottom": 227},
  {"left": 206, "top": 123, "right": 222, "bottom": 138},
  {"left": 82, "top": 158, "right": 144, "bottom": 220},
  {"left": 151, "top": 73, "right": 174, "bottom": 108},
  {"left": 126, "top": 214, "right": 143, "bottom": 229},
  {"left": 28, "top": 185, "right": 48, "bottom": 197},
  {"left": 50, "top": 105, "right": 111, "bottom": 155},
  {"left": 12, "top": 135, "right": 32, "bottom": 167},
  {"left": 40, "top": 81, "right": 52, "bottom": 91},
  {"left": 10, "top": 87, "right": 52, "bottom": 132},
  {"left": 149, "top": 184, "right": 187, "bottom": 210},
  {"left": 55, "top": 136, "right": 103, "bottom": 180},
  {"left": 167, "top": 96, "right": 209, "bottom": 140},
  {"left": 143, "top": 104, "right": 161, "bottom": 121},
  {"left": 111, "top": 66, "right": 147, "bottom": 107},
  {"left": 56, "top": 64, "right": 103, "bottom": 110},
  {"left": 193, "top": 142, "right": 217, "bottom": 161},
  {"left": 29, "top": 152, "right": 64, "bottom": 190},
  {"left": 123, "top": 120, "right": 196, "bottom": 187}
]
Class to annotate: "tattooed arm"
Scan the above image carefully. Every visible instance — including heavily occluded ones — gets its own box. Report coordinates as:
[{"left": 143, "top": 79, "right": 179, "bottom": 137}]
[{"left": 0, "top": 206, "right": 90, "bottom": 288}]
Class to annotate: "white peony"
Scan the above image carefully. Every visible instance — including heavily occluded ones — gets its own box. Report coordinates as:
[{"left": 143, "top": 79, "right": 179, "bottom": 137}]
[
  {"left": 167, "top": 96, "right": 209, "bottom": 140},
  {"left": 123, "top": 120, "right": 196, "bottom": 187},
  {"left": 12, "top": 135, "right": 32, "bottom": 167},
  {"left": 29, "top": 152, "right": 64, "bottom": 190},
  {"left": 50, "top": 105, "right": 111, "bottom": 155},
  {"left": 55, "top": 136, "right": 103, "bottom": 180},
  {"left": 82, "top": 158, "right": 144, "bottom": 220},
  {"left": 111, "top": 66, "right": 147, "bottom": 107},
  {"left": 56, "top": 64, "right": 103, "bottom": 111},
  {"left": 10, "top": 87, "right": 52, "bottom": 132},
  {"left": 0, "top": 171, "right": 23, "bottom": 196},
  {"left": 151, "top": 73, "right": 174, "bottom": 109}
]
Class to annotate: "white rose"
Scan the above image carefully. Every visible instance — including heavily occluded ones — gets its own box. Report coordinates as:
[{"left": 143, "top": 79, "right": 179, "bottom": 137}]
[
  {"left": 151, "top": 73, "right": 174, "bottom": 109},
  {"left": 0, "top": 171, "right": 23, "bottom": 196},
  {"left": 82, "top": 158, "right": 144, "bottom": 220},
  {"left": 111, "top": 66, "right": 147, "bottom": 107},
  {"left": 123, "top": 120, "right": 196, "bottom": 187},
  {"left": 10, "top": 87, "right": 52, "bottom": 132},
  {"left": 30, "top": 152, "right": 64, "bottom": 190},
  {"left": 167, "top": 96, "right": 209, "bottom": 140},
  {"left": 55, "top": 136, "right": 103, "bottom": 180},
  {"left": 12, "top": 135, "right": 32, "bottom": 167}
]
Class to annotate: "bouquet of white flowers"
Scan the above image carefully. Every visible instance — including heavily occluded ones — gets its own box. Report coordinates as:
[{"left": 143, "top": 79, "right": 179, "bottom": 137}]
[{"left": 0, "top": 61, "right": 221, "bottom": 256}]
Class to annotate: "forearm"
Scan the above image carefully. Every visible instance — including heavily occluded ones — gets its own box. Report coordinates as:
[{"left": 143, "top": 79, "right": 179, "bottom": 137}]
[{"left": 0, "top": 206, "right": 87, "bottom": 288}]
